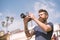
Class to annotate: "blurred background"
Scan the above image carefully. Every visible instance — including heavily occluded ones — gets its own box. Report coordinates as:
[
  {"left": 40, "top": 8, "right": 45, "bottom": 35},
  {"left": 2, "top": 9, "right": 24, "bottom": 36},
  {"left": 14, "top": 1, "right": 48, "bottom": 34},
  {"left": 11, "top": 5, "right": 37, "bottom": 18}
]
[{"left": 0, "top": 0, "right": 60, "bottom": 40}]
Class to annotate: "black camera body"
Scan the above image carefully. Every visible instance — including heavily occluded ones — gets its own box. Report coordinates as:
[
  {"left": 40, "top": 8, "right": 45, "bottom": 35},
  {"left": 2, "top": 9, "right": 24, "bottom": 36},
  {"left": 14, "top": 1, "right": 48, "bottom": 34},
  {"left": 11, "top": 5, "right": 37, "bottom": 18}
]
[
  {"left": 20, "top": 13, "right": 26, "bottom": 18},
  {"left": 20, "top": 13, "right": 32, "bottom": 21}
]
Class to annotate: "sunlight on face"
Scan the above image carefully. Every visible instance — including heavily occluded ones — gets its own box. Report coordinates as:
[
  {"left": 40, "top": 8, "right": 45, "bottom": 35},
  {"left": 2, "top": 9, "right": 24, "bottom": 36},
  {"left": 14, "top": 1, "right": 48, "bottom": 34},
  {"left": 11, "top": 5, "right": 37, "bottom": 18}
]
[
  {"left": 39, "top": 12, "right": 47, "bottom": 19},
  {"left": 38, "top": 12, "right": 48, "bottom": 23}
]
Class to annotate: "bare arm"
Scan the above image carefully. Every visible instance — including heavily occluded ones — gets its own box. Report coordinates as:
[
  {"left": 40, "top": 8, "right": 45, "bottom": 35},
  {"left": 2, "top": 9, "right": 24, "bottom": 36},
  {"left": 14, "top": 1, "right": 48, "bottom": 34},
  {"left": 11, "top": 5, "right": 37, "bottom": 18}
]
[
  {"left": 28, "top": 13, "right": 52, "bottom": 32},
  {"left": 23, "top": 16, "right": 35, "bottom": 38},
  {"left": 33, "top": 18, "right": 52, "bottom": 32}
]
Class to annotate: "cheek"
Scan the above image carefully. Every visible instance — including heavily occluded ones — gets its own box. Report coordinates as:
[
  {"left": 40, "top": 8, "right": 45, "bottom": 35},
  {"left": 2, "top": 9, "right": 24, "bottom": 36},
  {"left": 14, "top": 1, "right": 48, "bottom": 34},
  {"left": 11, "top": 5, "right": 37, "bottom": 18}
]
[{"left": 41, "top": 15, "right": 45, "bottom": 18}]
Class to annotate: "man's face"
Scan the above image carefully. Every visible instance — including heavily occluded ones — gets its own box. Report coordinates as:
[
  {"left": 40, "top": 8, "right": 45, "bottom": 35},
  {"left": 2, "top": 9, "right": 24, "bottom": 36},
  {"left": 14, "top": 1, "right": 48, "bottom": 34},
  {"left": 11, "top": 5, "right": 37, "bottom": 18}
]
[{"left": 38, "top": 12, "right": 48, "bottom": 23}]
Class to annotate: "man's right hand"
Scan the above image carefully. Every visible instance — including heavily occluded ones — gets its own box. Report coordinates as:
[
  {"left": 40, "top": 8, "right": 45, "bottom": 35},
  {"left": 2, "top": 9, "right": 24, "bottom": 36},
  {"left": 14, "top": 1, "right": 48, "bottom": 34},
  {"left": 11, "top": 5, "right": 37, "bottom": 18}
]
[{"left": 23, "top": 16, "right": 31, "bottom": 23}]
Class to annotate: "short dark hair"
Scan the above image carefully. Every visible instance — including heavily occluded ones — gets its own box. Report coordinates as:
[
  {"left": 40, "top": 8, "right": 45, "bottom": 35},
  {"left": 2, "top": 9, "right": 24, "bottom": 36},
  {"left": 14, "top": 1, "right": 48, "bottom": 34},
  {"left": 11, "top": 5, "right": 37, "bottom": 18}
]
[{"left": 38, "top": 9, "right": 48, "bottom": 15}]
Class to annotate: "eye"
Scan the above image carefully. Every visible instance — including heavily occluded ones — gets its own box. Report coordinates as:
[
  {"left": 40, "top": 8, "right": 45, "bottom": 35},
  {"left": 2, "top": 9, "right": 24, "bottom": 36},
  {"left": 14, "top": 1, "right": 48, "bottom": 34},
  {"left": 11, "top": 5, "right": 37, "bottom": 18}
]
[
  {"left": 40, "top": 14, "right": 43, "bottom": 16},
  {"left": 40, "top": 14, "right": 42, "bottom": 15}
]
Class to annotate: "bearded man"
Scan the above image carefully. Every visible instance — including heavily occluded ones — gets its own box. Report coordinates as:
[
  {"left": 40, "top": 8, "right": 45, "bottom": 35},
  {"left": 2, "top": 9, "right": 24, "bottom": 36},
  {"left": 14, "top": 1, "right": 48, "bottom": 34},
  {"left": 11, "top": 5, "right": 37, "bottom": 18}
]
[{"left": 23, "top": 9, "right": 53, "bottom": 40}]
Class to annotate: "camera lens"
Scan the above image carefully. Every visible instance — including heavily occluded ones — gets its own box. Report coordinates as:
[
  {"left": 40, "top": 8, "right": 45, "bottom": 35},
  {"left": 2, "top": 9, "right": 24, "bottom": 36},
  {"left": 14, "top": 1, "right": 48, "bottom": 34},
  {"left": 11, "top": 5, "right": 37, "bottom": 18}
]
[{"left": 20, "top": 13, "right": 26, "bottom": 18}]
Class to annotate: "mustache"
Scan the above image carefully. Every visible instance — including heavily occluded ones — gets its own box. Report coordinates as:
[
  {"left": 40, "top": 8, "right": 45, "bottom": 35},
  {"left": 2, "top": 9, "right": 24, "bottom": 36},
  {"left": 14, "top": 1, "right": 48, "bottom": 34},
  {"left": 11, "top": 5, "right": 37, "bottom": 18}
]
[
  {"left": 38, "top": 17, "right": 42, "bottom": 21},
  {"left": 38, "top": 17, "right": 46, "bottom": 23}
]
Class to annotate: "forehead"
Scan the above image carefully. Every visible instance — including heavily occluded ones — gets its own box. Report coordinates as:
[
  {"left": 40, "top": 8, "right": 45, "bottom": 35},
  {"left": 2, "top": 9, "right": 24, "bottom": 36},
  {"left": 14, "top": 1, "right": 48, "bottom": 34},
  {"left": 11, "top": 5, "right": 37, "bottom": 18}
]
[{"left": 39, "top": 12, "right": 45, "bottom": 14}]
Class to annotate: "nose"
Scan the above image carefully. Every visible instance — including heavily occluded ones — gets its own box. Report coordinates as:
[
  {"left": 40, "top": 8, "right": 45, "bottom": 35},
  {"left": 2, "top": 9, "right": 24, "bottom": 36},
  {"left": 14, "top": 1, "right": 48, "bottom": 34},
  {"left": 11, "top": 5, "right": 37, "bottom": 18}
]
[
  {"left": 39, "top": 14, "right": 42, "bottom": 17},
  {"left": 38, "top": 15, "right": 40, "bottom": 16},
  {"left": 38, "top": 15, "right": 41, "bottom": 18}
]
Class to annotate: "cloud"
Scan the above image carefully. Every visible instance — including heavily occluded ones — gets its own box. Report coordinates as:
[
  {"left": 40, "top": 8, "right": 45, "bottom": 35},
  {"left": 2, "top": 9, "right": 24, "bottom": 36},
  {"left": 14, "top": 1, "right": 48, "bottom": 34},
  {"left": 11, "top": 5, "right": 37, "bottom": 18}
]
[
  {"left": 0, "top": 13, "right": 3, "bottom": 16},
  {"left": 34, "top": 2, "right": 40, "bottom": 12},
  {"left": 34, "top": 1, "right": 56, "bottom": 12},
  {"left": 54, "top": 12, "right": 60, "bottom": 18},
  {"left": 34, "top": 0, "right": 60, "bottom": 23},
  {"left": 49, "top": 2, "right": 56, "bottom": 7},
  {"left": 0, "top": 13, "right": 3, "bottom": 27}
]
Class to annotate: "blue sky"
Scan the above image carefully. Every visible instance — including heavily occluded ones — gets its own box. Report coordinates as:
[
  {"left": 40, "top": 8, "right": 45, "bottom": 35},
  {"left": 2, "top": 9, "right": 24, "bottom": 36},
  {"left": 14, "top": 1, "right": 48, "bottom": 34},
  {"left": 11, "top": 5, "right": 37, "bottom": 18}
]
[{"left": 0, "top": 0, "right": 60, "bottom": 32}]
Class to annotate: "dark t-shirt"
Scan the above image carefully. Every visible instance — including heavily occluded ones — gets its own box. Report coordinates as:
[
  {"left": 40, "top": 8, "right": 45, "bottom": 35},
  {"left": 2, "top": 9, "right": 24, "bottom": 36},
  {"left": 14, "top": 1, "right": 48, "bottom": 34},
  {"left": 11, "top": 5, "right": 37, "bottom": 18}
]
[{"left": 33, "top": 22, "right": 53, "bottom": 40}]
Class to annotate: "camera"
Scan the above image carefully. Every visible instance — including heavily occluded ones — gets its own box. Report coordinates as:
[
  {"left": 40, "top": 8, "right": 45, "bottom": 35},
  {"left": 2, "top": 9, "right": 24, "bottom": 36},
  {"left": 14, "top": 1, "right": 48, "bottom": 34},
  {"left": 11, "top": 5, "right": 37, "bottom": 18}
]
[
  {"left": 20, "top": 12, "right": 32, "bottom": 21},
  {"left": 20, "top": 13, "right": 26, "bottom": 18}
]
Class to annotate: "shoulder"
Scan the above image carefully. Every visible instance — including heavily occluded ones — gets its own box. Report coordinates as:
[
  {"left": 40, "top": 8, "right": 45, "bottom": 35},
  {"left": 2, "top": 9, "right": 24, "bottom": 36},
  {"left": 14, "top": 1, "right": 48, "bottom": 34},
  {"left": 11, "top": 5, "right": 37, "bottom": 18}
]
[
  {"left": 47, "top": 22, "right": 53, "bottom": 25},
  {"left": 47, "top": 22, "right": 53, "bottom": 28}
]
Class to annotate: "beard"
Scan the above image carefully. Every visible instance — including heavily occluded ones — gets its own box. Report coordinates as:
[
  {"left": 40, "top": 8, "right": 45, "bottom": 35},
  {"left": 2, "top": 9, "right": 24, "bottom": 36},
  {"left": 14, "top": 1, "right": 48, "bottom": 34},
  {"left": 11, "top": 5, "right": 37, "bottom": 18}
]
[{"left": 38, "top": 17, "right": 47, "bottom": 23}]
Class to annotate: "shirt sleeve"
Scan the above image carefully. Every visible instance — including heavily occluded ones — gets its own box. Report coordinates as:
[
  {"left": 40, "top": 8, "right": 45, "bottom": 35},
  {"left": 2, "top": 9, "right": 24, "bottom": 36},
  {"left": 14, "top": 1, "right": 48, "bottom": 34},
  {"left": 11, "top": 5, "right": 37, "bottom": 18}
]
[{"left": 47, "top": 22, "right": 53, "bottom": 30}]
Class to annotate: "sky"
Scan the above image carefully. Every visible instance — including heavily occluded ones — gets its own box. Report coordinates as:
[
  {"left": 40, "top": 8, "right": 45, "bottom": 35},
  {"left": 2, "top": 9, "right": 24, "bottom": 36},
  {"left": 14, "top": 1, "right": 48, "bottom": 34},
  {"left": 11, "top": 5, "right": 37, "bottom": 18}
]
[{"left": 0, "top": 0, "right": 60, "bottom": 33}]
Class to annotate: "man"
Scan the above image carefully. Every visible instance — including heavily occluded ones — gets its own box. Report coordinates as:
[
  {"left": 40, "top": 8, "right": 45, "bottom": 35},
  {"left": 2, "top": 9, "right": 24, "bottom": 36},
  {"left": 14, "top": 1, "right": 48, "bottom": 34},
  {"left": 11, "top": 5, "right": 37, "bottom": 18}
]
[{"left": 23, "top": 9, "right": 53, "bottom": 40}]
